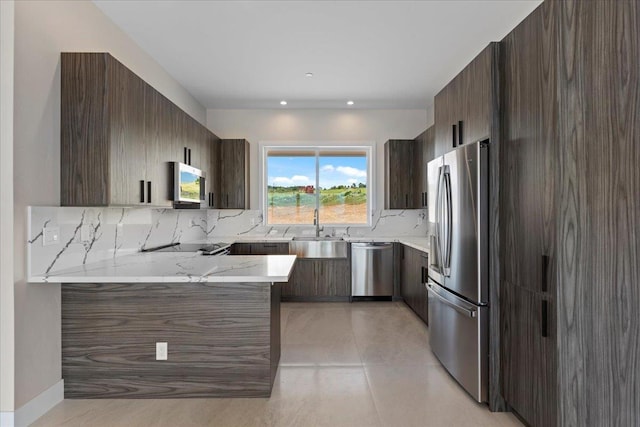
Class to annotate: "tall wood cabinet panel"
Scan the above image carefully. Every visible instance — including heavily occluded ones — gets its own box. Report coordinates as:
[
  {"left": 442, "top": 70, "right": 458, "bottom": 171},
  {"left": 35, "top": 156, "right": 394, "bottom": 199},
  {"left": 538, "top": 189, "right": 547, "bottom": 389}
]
[
  {"left": 384, "top": 140, "right": 415, "bottom": 209},
  {"left": 61, "top": 52, "right": 220, "bottom": 207},
  {"left": 556, "top": 1, "right": 640, "bottom": 425},
  {"left": 220, "top": 139, "right": 250, "bottom": 209},
  {"left": 501, "top": 3, "right": 558, "bottom": 425}
]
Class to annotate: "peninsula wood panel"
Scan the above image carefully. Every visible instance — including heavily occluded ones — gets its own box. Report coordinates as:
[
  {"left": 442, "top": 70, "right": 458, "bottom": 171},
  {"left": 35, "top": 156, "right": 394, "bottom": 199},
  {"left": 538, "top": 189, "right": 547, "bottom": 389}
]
[
  {"left": 62, "top": 282, "right": 280, "bottom": 398},
  {"left": 556, "top": 1, "right": 640, "bottom": 425}
]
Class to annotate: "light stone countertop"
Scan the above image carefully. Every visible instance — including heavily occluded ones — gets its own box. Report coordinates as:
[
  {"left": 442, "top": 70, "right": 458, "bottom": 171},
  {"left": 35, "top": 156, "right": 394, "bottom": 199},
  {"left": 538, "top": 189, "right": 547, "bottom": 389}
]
[{"left": 31, "top": 252, "right": 297, "bottom": 284}]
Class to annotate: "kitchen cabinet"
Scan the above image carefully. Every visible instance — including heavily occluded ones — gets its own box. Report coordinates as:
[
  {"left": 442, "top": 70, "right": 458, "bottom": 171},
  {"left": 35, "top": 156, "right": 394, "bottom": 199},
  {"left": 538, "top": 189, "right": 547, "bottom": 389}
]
[
  {"left": 384, "top": 139, "right": 415, "bottom": 209},
  {"left": 400, "top": 245, "right": 428, "bottom": 324},
  {"left": 230, "top": 242, "right": 289, "bottom": 255},
  {"left": 206, "top": 133, "right": 221, "bottom": 208},
  {"left": 500, "top": 3, "right": 557, "bottom": 426},
  {"left": 61, "top": 52, "right": 219, "bottom": 207},
  {"left": 500, "top": 2, "right": 640, "bottom": 425},
  {"left": 501, "top": 284, "right": 555, "bottom": 427},
  {"left": 219, "top": 139, "right": 250, "bottom": 209},
  {"left": 434, "top": 44, "right": 496, "bottom": 157},
  {"left": 413, "top": 127, "right": 435, "bottom": 208},
  {"left": 282, "top": 258, "right": 350, "bottom": 301}
]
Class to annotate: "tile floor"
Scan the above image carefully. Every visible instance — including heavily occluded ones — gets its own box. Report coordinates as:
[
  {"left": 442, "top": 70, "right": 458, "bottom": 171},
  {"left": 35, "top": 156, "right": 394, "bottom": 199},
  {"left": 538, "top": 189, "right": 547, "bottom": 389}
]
[{"left": 33, "top": 302, "right": 522, "bottom": 427}]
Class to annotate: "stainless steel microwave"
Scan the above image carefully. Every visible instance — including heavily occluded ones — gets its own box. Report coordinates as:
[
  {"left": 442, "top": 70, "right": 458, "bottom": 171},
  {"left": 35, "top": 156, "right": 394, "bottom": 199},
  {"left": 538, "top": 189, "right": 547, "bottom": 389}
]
[{"left": 172, "top": 162, "right": 205, "bottom": 204}]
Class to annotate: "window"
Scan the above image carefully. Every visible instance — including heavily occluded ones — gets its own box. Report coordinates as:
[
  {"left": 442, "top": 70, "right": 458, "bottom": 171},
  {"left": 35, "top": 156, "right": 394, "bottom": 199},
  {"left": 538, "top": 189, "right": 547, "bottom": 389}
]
[{"left": 264, "top": 146, "right": 371, "bottom": 225}]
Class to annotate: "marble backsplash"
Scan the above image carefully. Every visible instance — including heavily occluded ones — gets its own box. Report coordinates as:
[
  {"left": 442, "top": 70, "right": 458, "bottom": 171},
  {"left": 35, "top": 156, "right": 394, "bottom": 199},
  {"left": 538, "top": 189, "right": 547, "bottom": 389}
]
[
  {"left": 206, "top": 209, "right": 427, "bottom": 238},
  {"left": 28, "top": 206, "right": 427, "bottom": 278},
  {"left": 28, "top": 207, "right": 207, "bottom": 277}
]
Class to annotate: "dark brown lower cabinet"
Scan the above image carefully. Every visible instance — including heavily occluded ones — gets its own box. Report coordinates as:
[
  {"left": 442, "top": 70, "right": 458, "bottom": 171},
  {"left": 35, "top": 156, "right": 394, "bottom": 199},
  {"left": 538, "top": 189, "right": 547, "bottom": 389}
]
[
  {"left": 400, "top": 245, "right": 429, "bottom": 324},
  {"left": 282, "top": 258, "right": 350, "bottom": 301},
  {"left": 501, "top": 283, "right": 556, "bottom": 426},
  {"left": 230, "top": 242, "right": 289, "bottom": 256}
]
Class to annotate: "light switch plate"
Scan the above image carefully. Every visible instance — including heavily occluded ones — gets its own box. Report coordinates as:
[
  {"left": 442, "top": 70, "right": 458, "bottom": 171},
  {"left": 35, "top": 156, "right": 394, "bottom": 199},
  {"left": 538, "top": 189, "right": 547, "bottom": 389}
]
[
  {"left": 42, "top": 226, "right": 60, "bottom": 246},
  {"left": 156, "top": 342, "right": 168, "bottom": 361}
]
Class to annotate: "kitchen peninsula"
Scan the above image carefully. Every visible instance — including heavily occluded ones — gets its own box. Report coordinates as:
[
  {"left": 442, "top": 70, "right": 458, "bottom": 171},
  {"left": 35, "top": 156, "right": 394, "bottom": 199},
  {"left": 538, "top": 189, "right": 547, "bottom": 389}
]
[{"left": 42, "top": 252, "right": 296, "bottom": 399}]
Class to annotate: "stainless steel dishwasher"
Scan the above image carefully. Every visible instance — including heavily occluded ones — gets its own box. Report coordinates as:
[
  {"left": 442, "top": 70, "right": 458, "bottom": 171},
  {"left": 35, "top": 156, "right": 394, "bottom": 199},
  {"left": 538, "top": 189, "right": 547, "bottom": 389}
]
[{"left": 351, "top": 242, "right": 394, "bottom": 297}]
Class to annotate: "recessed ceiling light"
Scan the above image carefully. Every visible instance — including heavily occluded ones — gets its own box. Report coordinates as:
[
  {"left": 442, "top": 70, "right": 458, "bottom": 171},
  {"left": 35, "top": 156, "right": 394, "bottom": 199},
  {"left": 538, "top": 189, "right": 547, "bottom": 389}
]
[
  {"left": 280, "top": 100, "right": 287, "bottom": 106},
  {"left": 347, "top": 100, "right": 354, "bottom": 106},
  {"left": 305, "top": 72, "right": 313, "bottom": 78}
]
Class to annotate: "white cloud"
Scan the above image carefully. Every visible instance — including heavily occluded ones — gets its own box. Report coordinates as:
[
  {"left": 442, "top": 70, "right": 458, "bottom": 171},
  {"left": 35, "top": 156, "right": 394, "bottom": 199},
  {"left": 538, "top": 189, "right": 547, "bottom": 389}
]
[
  {"left": 321, "top": 165, "right": 335, "bottom": 172},
  {"left": 270, "top": 175, "right": 311, "bottom": 186},
  {"left": 336, "top": 166, "right": 367, "bottom": 178}
]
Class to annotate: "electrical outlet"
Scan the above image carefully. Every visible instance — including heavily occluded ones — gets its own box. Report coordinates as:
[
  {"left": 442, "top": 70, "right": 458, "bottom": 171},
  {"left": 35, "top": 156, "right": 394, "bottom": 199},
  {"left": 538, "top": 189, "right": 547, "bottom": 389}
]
[
  {"left": 156, "top": 342, "right": 168, "bottom": 361},
  {"left": 42, "top": 226, "right": 60, "bottom": 246}
]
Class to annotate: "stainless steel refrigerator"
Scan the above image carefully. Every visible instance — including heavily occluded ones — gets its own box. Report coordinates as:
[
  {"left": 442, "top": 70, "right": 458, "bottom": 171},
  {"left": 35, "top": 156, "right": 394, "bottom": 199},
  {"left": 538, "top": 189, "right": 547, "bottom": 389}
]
[{"left": 426, "top": 140, "right": 489, "bottom": 402}]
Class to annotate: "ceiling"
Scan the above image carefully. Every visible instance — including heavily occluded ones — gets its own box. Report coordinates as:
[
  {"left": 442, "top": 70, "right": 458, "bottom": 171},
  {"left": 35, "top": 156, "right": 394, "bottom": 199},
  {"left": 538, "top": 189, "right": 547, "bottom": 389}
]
[{"left": 94, "top": 0, "right": 542, "bottom": 110}]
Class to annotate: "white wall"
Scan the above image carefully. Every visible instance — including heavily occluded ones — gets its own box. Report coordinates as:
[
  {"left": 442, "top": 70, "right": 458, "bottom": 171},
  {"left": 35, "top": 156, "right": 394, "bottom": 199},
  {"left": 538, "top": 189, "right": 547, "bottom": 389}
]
[
  {"left": 12, "top": 0, "right": 206, "bottom": 409},
  {"left": 1, "top": 0, "right": 15, "bottom": 414},
  {"left": 207, "top": 109, "right": 433, "bottom": 209}
]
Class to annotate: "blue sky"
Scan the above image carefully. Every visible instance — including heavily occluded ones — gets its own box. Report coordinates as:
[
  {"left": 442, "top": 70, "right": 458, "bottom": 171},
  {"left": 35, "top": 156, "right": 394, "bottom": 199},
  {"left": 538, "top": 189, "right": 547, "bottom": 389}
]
[{"left": 268, "top": 155, "right": 367, "bottom": 188}]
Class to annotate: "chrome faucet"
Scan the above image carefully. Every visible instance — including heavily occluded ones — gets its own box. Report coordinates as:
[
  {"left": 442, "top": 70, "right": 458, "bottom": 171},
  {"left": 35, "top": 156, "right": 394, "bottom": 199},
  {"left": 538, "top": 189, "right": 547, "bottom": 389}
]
[{"left": 313, "top": 208, "right": 323, "bottom": 237}]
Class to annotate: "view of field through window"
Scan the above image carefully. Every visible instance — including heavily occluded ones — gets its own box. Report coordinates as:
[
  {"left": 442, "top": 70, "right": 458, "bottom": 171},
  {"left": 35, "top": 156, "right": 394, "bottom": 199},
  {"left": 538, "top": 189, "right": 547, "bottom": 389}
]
[{"left": 267, "top": 151, "right": 368, "bottom": 225}]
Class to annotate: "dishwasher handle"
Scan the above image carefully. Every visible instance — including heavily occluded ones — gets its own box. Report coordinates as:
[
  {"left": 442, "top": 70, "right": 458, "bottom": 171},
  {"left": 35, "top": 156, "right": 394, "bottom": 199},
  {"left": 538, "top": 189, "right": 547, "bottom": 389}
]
[{"left": 352, "top": 243, "right": 394, "bottom": 250}]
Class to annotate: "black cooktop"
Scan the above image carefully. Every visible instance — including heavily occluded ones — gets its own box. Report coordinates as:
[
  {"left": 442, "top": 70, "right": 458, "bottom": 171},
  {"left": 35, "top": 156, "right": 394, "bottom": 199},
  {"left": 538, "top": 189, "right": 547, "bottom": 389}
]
[{"left": 142, "top": 242, "right": 230, "bottom": 255}]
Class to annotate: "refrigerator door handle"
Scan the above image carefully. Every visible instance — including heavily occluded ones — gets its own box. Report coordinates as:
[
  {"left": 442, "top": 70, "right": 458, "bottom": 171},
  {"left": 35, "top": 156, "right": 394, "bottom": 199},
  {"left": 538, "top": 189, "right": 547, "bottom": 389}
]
[
  {"left": 442, "top": 170, "right": 452, "bottom": 274},
  {"left": 427, "top": 282, "right": 476, "bottom": 318},
  {"left": 435, "top": 166, "right": 444, "bottom": 271}
]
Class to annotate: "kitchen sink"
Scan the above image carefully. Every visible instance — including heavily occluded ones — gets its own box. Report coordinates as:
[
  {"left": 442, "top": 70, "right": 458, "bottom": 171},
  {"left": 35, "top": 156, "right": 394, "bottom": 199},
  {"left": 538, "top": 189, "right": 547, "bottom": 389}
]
[{"left": 290, "top": 237, "right": 348, "bottom": 258}]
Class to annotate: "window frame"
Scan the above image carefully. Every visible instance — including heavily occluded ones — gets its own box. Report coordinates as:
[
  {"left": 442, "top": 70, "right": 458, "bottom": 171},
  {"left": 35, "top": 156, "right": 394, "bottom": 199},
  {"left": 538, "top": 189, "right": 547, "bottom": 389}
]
[{"left": 259, "top": 142, "right": 375, "bottom": 227}]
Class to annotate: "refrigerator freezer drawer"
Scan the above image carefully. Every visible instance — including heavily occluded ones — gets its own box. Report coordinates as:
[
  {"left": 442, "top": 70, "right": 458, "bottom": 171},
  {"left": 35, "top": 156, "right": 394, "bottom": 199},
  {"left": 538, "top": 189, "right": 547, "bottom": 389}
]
[{"left": 427, "top": 281, "right": 488, "bottom": 402}]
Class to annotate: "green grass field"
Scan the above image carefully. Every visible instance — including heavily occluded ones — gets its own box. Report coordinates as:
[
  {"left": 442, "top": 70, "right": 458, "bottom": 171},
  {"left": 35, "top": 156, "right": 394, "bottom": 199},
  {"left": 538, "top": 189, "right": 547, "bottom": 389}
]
[
  {"left": 267, "top": 187, "right": 367, "bottom": 207},
  {"left": 180, "top": 181, "right": 200, "bottom": 201}
]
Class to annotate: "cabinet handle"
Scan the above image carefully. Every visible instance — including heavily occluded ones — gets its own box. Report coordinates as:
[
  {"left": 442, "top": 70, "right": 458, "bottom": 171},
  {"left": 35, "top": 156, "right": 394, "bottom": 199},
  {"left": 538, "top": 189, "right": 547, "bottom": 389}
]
[
  {"left": 401, "top": 245, "right": 405, "bottom": 260},
  {"left": 541, "top": 300, "right": 549, "bottom": 337},
  {"left": 188, "top": 148, "right": 192, "bottom": 166},
  {"left": 458, "top": 120, "right": 464, "bottom": 146},
  {"left": 147, "top": 181, "right": 152, "bottom": 203},
  {"left": 421, "top": 267, "right": 425, "bottom": 283},
  {"left": 405, "top": 194, "right": 408, "bottom": 207},
  {"left": 139, "top": 180, "right": 145, "bottom": 203},
  {"left": 212, "top": 193, "right": 215, "bottom": 208},
  {"left": 184, "top": 147, "right": 188, "bottom": 164},
  {"left": 542, "top": 255, "right": 549, "bottom": 292},
  {"left": 452, "top": 124, "right": 457, "bottom": 148}
]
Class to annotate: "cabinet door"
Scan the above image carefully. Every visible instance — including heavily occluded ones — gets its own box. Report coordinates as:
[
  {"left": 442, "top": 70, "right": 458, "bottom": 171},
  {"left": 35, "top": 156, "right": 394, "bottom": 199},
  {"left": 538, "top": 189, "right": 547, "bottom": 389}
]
[
  {"left": 107, "top": 57, "right": 146, "bottom": 206},
  {"left": 384, "top": 140, "right": 414, "bottom": 209},
  {"left": 413, "top": 126, "right": 435, "bottom": 209},
  {"left": 501, "top": 284, "right": 556, "bottom": 427},
  {"left": 220, "top": 139, "right": 249, "bottom": 209},
  {"left": 315, "top": 259, "right": 350, "bottom": 297},
  {"left": 143, "top": 85, "right": 173, "bottom": 207},
  {"left": 251, "top": 243, "right": 289, "bottom": 255},
  {"left": 230, "top": 243, "right": 252, "bottom": 255},
  {"left": 434, "top": 78, "right": 458, "bottom": 158},
  {"left": 207, "top": 134, "right": 221, "bottom": 208},
  {"left": 459, "top": 44, "right": 494, "bottom": 145},
  {"left": 400, "top": 245, "right": 412, "bottom": 303}
]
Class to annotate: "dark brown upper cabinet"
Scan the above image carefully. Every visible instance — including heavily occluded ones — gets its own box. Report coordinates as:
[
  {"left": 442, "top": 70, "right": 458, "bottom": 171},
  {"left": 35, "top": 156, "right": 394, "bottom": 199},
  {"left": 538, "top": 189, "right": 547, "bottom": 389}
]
[
  {"left": 384, "top": 139, "right": 415, "bottom": 209},
  {"left": 413, "top": 126, "right": 435, "bottom": 209},
  {"left": 219, "top": 139, "right": 250, "bottom": 209},
  {"left": 61, "top": 52, "right": 219, "bottom": 207},
  {"left": 434, "top": 43, "right": 497, "bottom": 157}
]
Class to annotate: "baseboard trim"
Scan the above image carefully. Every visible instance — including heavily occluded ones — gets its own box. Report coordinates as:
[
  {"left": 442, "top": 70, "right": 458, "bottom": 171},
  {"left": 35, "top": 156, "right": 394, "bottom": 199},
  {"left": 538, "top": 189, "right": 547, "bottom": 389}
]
[{"left": 5, "top": 379, "right": 64, "bottom": 427}]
